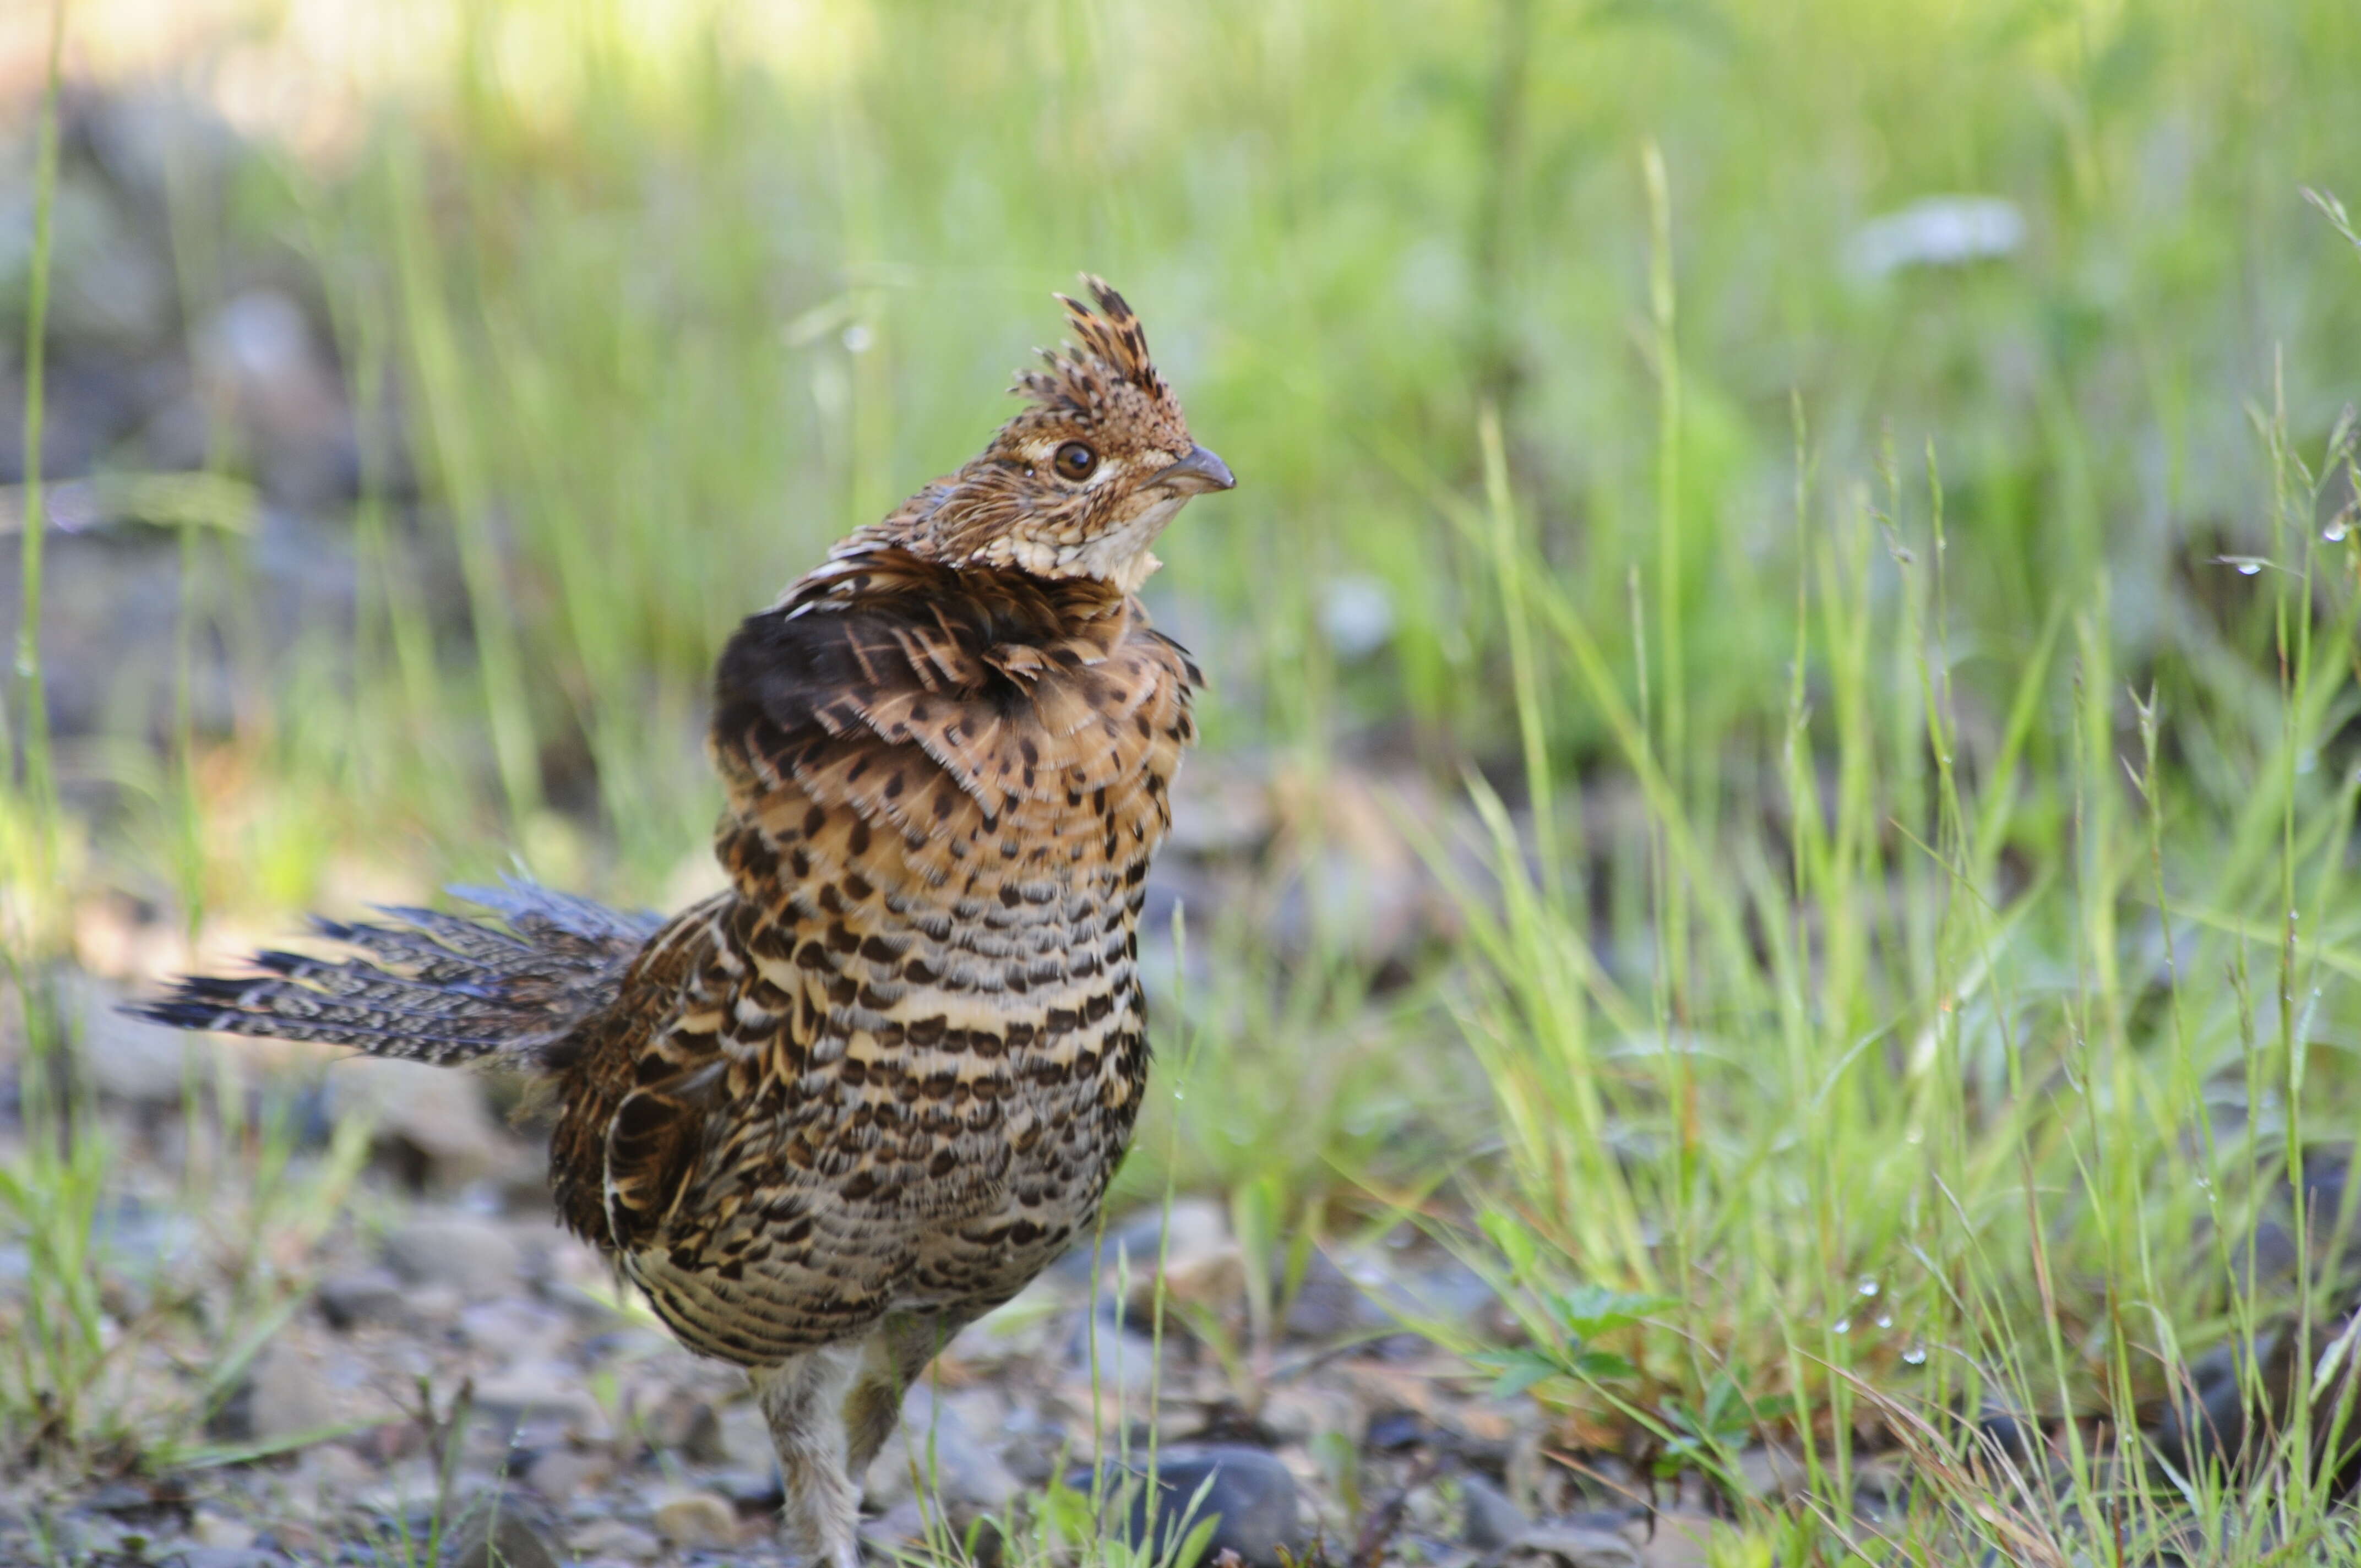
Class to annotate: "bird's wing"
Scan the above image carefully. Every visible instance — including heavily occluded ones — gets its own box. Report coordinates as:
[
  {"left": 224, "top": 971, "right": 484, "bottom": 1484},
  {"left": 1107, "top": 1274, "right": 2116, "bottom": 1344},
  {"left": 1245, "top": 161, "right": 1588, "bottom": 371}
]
[{"left": 710, "top": 548, "right": 1200, "bottom": 884}]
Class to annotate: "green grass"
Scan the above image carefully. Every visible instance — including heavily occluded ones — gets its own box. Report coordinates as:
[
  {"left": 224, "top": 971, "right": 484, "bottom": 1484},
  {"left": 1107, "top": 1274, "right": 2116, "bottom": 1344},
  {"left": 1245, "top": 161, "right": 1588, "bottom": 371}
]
[
  {"left": 8, "top": 0, "right": 2361, "bottom": 1558},
  {"left": 1418, "top": 391, "right": 2361, "bottom": 1555}
]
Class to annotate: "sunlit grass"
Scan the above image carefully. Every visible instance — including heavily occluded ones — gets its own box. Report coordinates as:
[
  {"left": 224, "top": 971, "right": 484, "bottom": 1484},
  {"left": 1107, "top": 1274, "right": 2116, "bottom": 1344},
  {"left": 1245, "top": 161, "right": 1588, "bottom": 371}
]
[
  {"left": 8, "top": 0, "right": 2361, "bottom": 1555},
  {"left": 1418, "top": 386, "right": 2361, "bottom": 1553},
  {"left": 147, "top": 0, "right": 2358, "bottom": 890}
]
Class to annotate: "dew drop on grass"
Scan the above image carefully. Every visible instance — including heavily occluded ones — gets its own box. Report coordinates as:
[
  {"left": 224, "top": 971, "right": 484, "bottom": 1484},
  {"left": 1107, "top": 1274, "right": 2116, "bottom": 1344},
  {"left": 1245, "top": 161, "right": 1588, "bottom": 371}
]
[
  {"left": 1875, "top": 1313, "right": 1892, "bottom": 1329},
  {"left": 1858, "top": 1278, "right": 1880, "bottom": 1298},
  {"left": 1903, "top": 1345, "right": 1928, "bottom": 1366},
  {"left": 2238, "top": 560, "right": 2263, "bottom": 575},
  {"left": 1832, "top": 1317, "right": 1852, "bottom": 1335},
  {"left": 2328, "top": 518, "right": 2351, "bottom": 543}
]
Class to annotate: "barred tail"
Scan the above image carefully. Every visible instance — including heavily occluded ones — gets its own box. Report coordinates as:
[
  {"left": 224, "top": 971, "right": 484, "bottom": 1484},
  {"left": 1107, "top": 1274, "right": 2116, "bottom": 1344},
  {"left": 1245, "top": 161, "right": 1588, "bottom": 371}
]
[{"left": 129, "top": 879, "right": 664, "bottom": 1069}]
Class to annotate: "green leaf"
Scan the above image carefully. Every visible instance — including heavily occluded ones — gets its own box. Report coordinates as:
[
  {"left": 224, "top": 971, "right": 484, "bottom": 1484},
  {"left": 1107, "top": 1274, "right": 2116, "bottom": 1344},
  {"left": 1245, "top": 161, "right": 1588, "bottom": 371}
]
[
  {"left": 1480, "top": 1211, "right": 1541, "bottom": 1278},
  {"left": 1553, "top": 1284, "right": 1675, "bottom": 1339},
  {"left": 1472, "top": 1348, "right": 1565, "bottom": 1397},
  {"left": 1571, "top": 1348, "right": 1639, "bottom": 1380}
]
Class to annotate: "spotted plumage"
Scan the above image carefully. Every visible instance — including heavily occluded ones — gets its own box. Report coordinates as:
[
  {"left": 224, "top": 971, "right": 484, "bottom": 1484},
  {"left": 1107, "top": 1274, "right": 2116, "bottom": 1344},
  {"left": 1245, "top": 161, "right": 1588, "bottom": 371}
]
[{"left": 133, "top": 277, "right": 1233, "bottom": 1568}]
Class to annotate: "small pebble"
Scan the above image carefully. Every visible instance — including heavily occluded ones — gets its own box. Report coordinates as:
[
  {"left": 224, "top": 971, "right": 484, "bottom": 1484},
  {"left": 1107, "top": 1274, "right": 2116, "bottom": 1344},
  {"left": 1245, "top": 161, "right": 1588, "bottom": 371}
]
[
  {"left": 1365, "top": 1407, "right": 1428, "bottom": 1451},
  {"left": 190, "top": 1512, "right": 256, "bottom": 1550},
  {"left": 565, "top": 1518, "right": 662, "bottom": 1561},
  {"left": 160, "top": 1550, "right": 289, "bottom": 1568},
  {"left": 1459, "top": 1473, "right": 1528, "bottom": 1551},
  {"left": 864, "top": 1385, "right": 1018, "bottom": 1516},
  {"left": 652, "top": 1490, "right": 741, "bottom": 1549},
  {"left": 1492, "top": 1523, "right": 1640, "bottom": 1568},
  {"left": 314, "top": 1268, "right": 409, "bottom": 1331},
  {"left": 472, "top": 1362, "right": 605, "bottom": 1436},
  {"left": 525, "top": 1447, "right": 614, "bottom": 1500},
  {"left": 448, "top": 1510, "right": 564, "bottom": 1568},
  {"left": 383, "top": 1215, "right": 521, "bottom": 1299},
  {"left": 1735, "top": 1442, "right": 1807, "bottom": 1502}
]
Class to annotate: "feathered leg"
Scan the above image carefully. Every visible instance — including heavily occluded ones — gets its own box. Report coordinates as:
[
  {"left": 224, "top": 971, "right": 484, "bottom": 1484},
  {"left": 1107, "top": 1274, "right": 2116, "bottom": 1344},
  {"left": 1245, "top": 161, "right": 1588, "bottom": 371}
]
[
  {"left": 841, "top": 1309, "right": 971, "bottom": 1478},
  {"left": 754, "top": 1345, "right": 867, "bottom": 1568}
]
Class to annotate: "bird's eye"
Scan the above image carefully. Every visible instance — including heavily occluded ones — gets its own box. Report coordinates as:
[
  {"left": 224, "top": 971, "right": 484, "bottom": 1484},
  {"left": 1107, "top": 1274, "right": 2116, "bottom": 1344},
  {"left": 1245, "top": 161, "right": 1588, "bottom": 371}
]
[{"left": 1052, "top": 442, "right": 1098, "bottom": 482}]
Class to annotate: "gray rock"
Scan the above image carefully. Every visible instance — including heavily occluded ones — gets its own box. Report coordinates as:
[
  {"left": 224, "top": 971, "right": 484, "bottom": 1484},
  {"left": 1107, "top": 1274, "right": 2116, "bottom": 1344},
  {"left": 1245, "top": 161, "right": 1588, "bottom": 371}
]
[
  {"left": 1633, "top": 1512, "right": 1731, "bottom": 1568},
  {"left": 471, "top": 1362, "right": 603, "bottom": 1437},
  {"left": 1068, "top": 1311, "right": 1182, "bottom": 1395},
  {"left": 679, "top": 1400, "right": 731, "bottom": 1464},
  {"left": 1257, "top": 1385, "right": 1357, "bottom": 1449},
  {"left": 524, "top": 1447, "right": 614, "bottom": 1501},
  {"left": 1365, "top": 1408, "right": 1427, "bottom": 1451},
  {"left": 864, "top": 1386, "right": 1019, "bottom": 1516},
  {"left": 24, "top": 171, "right": 176, "bottom": 351},
  {"left": 76, "top": 976, "right": 202, "bottom": 1106},
  {"left": 345, "top": 1061, "right": 516, "bottom": 1190},
  {"left": 563, "top": 1517, "right": 661, "bottom": 1561},
  {"left": 1492, "top": 1523, "right": 1641, "bottom": 1568},
  {"left": 1060, "top": 1196, "right": 1231, "bottom": 1287},
  {"left": 1285, "top": 1243, "right": 1500, "bottom": 1342},
  {"left": 1076, "top": 1444, "right": 1304, "bottom": 1568},
  {"left": 447, "top": 1506, "right": 564, "bottom": 1568},
  {"left": 712, "top": 1399, "right": 779, "bottom": 1471},
  {"left": 1460, "top": 1473, "right": 1529, "bottom": 1551},
  {"left": 456, "top": 1298, "right": 570, "bottom": 1358},
  {"left": 0, "top": 509, "right": 356, "bottom": 743},
  {"left": 1734, "top": 1442, "right": 1807, "bottom": 1502},
  {"left": 1284, "top": 1246, "right": 1388, "bottom": 1332},
  {"left": 383, "top": 1215, "right": 519, "bottom": 1298},
  {"left": 1116, "top": 1197, "right": 1244, "bottom": 1319},
  {"left": 1163, "top": 758, "right": 1278, "bottom": 858},
  {"left": 75, "top": 89, "right": 246, "bottom": 210},
  {"left": 1281, "top": 1249, "right": 1395, "bottom": 1340},
  {"left": 195, "top": 288, "right": 356, "bottom": 509},
  {"left": 209, "top": 1339, "right": 340, "bottom": 1445},
  {"left": 997, "top": 1404, "right": 1071, "bottom": 1485},
  {"left": 314, "top": 1268, "right": 407, "bottom": 1331}
]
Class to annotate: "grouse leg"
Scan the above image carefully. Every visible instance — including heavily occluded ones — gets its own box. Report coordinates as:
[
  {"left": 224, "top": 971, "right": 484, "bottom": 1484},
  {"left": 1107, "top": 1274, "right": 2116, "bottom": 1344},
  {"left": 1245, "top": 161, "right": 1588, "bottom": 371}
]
[{"left": 754, "top": 1345, "right": 867, "bottom": 1568}]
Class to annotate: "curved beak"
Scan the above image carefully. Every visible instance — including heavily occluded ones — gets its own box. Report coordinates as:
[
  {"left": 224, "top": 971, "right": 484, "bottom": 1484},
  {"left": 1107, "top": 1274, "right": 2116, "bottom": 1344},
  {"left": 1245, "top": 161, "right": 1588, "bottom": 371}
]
[{"left": 1151, "top": 444, "right": 1236, "bottom": 495}]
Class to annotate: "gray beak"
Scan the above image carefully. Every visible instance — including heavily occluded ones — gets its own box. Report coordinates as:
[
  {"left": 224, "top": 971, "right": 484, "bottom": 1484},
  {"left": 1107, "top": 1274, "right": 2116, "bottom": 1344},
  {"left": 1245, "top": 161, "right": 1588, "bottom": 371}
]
[{"left": 1151, "top": 444, "right": 1237, "bottom": 494}]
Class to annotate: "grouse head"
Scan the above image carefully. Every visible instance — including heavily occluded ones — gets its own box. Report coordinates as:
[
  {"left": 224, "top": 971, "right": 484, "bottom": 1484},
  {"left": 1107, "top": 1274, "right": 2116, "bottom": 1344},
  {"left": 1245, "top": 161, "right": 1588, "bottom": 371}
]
[{"left": 857, "top": 277, "right": 1234, "bottom": 592}]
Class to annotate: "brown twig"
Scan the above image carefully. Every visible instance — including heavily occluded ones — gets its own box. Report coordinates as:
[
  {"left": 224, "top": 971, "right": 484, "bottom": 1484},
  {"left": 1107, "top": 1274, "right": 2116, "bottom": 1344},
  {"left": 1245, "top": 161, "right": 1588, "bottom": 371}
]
[{"left": 1348, "top": 1449, "right": 1440, "bottom": 1568}]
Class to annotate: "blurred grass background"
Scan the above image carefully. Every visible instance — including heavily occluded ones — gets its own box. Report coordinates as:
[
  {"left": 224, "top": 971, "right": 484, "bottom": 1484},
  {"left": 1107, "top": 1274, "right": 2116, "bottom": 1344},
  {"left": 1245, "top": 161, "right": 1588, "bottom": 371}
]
[
  {"left": 13, "top": 0, "right": 2358, "bottom": 891},
  {"left": 7, "top": 0, "right": 2361, "bottom": 1554}
]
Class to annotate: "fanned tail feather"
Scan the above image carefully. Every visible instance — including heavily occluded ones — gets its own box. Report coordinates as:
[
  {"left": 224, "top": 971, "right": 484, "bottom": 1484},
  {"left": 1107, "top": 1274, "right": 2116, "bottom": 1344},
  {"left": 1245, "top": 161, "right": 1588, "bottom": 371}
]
[{"left": 129, "top": 878, "right": 664, "bottom": 1069}]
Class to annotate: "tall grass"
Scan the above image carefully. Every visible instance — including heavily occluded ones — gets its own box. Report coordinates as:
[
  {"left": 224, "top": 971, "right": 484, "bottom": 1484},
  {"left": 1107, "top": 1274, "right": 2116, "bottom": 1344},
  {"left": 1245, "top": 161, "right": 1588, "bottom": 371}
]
[
  {"left": 1433, "top": 353, "right": 2361, "bottom": 1553},
  {"left": 10, "top": 0, "right": 2361, "bottom": 1549},
  {"left": 106, "top": 0, "right": 2348, "bottom": 898}
]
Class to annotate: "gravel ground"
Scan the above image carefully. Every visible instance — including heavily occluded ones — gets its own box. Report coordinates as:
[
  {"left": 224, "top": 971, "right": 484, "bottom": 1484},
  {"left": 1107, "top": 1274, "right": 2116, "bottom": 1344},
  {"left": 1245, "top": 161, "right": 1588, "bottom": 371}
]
[{"left": 0, "top": 1009, "right": 1754, "bottom": 1567}]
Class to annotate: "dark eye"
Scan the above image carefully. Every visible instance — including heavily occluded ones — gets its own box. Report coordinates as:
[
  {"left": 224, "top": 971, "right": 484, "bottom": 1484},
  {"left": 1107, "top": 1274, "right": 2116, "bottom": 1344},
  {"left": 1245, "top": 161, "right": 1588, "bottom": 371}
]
[{"left": 1053, "top": 442, "right": 1098, "bottom": 482}]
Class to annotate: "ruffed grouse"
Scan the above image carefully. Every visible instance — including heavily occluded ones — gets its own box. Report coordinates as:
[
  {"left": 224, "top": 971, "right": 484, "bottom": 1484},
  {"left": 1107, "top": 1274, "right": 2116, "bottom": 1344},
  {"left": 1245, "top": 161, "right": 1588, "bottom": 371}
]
[{"left": 137, "top": 279, "right": 1233, "bottom": 1567}]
